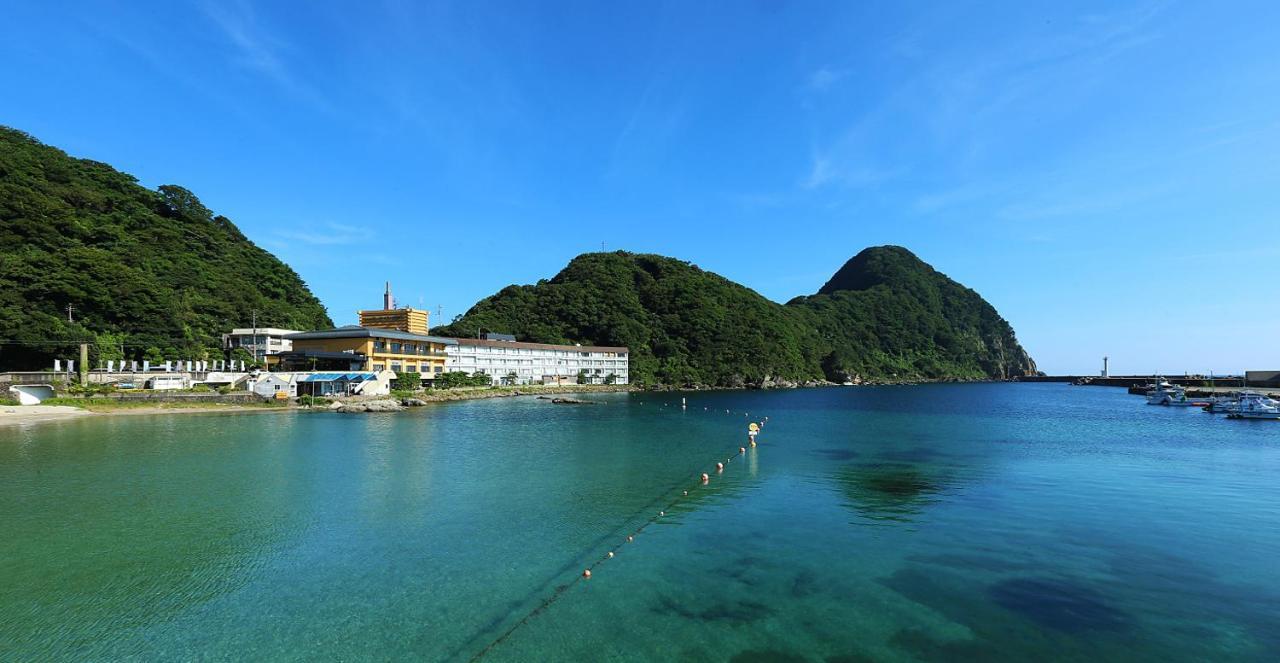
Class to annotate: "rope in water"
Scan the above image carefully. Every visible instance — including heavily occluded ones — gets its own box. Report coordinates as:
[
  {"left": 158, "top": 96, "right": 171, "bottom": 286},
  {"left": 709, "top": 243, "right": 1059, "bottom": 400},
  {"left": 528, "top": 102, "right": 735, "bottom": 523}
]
[{"left": 465, "top": 405, "right": 769, "bottom": 662}]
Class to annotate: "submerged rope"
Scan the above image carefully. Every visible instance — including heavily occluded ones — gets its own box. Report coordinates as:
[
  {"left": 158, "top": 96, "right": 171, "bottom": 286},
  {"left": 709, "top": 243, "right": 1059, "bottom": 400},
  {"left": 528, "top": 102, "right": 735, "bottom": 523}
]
[{"left": 463, "top": 404, "right": 768, "bottom": 662}]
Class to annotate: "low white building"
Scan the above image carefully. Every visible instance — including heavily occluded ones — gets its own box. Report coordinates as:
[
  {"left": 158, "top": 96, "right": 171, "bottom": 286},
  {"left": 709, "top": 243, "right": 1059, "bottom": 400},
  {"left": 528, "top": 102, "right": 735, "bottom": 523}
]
[
  {"left": 247, "top": 373, "right": 296, "bottom": 399},
  {"left": 445, "top": 336, "right": 628, "bottom": 385},
  {"left": 146, "top": 375, "right": 189, "bottom": 390},
  {"left": 222, "top": 327, "right": 303, "bottom": 361},
  {"left": 246, "top": 371, "right": 394, "bottom": 399}
]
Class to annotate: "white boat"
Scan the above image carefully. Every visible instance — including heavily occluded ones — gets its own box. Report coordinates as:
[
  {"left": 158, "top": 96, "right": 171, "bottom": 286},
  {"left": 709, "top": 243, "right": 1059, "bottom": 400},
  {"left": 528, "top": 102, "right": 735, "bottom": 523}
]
[
  {"left": 1204, "top": 395, "right": 1240, "bottom": 413},
  {"left": 1224, "top": 392, "right": 1280, "bottom": 419},
  {"left": 1146, "top": 380, "right": 1204, "bottom": 406}
]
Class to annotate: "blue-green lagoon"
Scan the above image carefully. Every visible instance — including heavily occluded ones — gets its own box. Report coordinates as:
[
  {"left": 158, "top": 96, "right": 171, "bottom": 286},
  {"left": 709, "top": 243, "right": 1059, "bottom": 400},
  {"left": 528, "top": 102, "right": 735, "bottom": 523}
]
[{"left": 2, "top": 384, "right": 1278, "bottom": 661}]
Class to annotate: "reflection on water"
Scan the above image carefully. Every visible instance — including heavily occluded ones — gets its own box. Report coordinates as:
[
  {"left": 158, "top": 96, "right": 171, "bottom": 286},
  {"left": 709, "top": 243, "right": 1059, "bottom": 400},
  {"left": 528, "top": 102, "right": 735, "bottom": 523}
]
[{"left": 834, "top": 460, "right": 952, "bottom": 523}]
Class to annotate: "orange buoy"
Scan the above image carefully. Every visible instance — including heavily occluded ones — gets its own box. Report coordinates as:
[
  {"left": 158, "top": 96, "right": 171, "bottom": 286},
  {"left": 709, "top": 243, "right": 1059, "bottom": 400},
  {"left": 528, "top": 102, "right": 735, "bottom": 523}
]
[{"left": 583, "top": 569, "right": 592, "bottom": 578}]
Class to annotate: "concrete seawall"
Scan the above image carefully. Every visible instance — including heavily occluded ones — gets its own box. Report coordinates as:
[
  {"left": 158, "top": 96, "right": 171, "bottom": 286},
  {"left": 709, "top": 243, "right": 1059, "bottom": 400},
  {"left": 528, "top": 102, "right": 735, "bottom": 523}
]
[{"left": 59, "top": 392, "right": 264, "bottom": 404}]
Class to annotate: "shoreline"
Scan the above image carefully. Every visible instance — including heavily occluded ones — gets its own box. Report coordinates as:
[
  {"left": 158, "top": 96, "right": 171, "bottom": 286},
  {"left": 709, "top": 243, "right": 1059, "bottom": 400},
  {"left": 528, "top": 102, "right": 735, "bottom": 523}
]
[
  {"left": 0, "top": 380, "right": 1030, "bottom": 427},
  {"left": 0, "top": 384, "right": 640, "bottom": 427}
]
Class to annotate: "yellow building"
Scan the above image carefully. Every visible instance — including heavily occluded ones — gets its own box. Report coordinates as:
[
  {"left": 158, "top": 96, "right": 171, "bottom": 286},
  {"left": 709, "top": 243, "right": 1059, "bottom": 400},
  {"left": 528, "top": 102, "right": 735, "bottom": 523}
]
[
  {"left": 358, "top": 281, "right": 430, "bottom": 335},
  {"left": 358, "top": 308, "right": 430, "bottom": 335},
  {"left": 285, "top": 326, "right": 456, "bottom": 377}
]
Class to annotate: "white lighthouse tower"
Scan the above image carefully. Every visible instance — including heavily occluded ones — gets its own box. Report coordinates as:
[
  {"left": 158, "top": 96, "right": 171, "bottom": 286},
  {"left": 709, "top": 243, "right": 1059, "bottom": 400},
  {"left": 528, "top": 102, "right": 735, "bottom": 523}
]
[{"left": 1101, "top": 356, "right": 1110, "bottom": 378}]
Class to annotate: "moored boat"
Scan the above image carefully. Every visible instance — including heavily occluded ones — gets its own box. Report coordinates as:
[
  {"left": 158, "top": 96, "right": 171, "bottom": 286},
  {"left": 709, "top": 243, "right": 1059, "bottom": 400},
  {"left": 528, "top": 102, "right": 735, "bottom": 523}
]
[
  {"left": 1146, "top": 380, "right": 1207, "bottom": 406},
  {"left": 1224, "top": 392, "right": 1280, "bottom": 420}
]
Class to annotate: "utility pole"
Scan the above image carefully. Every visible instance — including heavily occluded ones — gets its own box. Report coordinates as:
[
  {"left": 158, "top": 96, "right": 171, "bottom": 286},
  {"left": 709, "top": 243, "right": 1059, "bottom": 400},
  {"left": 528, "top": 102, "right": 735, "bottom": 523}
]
[
  {"left": 66, "top": 304, "right": 75, "bottom": 322},
  {"left": 79, "top": 343, "right": 89, "bottom": 385},
  {"left": 251, "top": 309, "right": 259, "bottom": 366}
]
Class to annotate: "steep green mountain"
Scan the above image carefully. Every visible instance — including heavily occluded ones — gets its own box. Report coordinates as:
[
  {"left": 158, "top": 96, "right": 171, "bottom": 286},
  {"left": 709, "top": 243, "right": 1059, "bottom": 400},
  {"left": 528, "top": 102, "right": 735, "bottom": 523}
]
[
  {"left": 789, "top": 246, "right": 1037, "bottom": 381},
  {"left": 437, "top": 248, "right": 1036, "bottom": 386},
  {"left": 0, "top": 127, "right": 332, "bottom": 370}
]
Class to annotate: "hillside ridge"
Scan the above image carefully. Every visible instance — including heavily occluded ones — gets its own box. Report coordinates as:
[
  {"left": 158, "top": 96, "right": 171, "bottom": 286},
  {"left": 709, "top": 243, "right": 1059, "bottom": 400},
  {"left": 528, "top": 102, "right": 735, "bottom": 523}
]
[
  {"left": 437, "top": 248, "right": 1036, "bottom": 385},
  {"left": 0, "top": 126, "right": 332, "bottom": 370}
]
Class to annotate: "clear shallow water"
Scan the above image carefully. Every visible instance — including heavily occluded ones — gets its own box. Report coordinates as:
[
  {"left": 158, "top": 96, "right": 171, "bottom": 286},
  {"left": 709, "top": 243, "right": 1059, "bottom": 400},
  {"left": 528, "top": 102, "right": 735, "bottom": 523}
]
[{"left": 2, "top": 384, "right": 1278, "bottom": 661}]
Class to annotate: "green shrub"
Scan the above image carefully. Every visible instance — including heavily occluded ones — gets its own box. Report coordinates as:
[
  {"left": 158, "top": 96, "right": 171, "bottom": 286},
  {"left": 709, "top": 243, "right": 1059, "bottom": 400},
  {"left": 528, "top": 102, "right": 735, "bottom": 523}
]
[
  {"left": 190, "top": 383, "right": 212, "bottom": 393},
  {"left": 66, "top": 382, "right": 116, "bottom": 397},
  {"left": 434, "top": 371, "right": 493, "bottom": 389},
  {"left": 390, "top": 372, "right": 421, "bottom": 391}
]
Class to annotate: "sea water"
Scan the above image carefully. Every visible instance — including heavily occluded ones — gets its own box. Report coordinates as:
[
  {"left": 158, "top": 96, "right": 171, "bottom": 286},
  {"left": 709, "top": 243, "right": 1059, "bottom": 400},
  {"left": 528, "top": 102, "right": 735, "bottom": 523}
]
[{"left": 1, "top": 384, "right": 1277, "bottom": 661}]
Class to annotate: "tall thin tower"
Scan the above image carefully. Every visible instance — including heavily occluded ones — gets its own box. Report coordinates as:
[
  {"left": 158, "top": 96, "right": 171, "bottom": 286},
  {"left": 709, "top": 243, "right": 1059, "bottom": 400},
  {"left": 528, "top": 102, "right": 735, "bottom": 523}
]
[
  {"left": 1102, "top": 356, "right": 1110, "bottom": 378},
  {"left": 383, "top": 281, "right": 394, "bottom": 310}
]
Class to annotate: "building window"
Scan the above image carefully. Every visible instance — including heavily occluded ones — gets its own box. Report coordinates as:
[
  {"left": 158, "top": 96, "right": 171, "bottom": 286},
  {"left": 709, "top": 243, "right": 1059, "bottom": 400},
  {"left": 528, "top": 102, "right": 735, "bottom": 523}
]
[
  {"left": 391, "top": 343, "right": 402, "bottom": 353},
  {"left": 373, "top": 364, "right": 385, "bottom": 371},
  {"left": 375, "top": 341, "right": 386, "bottom": 351},
  {"left": 405, "top": 365, "right": 417, "bottom": 373}
]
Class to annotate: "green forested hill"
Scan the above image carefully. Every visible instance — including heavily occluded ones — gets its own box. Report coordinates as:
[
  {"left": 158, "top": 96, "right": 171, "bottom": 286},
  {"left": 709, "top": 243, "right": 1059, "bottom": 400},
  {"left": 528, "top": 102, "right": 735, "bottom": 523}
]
[
  {"left": 789, "top": 246, "right": 1037, "bottom": 381},
  {"left": 435, "top": 252, "right": 825, "bottom": 386},
  {"left": 437, "top": 247, "right": 1037, "bottom": 386},
  {"left": 0, "top": 127, "right": 332, "bottom": 370}
]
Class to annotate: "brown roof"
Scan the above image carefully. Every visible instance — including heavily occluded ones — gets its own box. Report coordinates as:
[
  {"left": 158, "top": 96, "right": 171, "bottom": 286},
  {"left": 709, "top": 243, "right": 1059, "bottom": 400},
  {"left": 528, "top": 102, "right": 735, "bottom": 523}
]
[{"left": 452, "top": 337, "right": 627, "bottom": 353}]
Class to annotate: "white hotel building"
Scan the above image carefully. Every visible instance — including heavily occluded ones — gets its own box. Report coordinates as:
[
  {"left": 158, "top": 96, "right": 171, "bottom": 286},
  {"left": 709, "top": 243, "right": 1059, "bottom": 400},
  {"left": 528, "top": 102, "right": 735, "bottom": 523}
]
[{"left": 445, "top": 336, "right": 629, "bottom": 385}]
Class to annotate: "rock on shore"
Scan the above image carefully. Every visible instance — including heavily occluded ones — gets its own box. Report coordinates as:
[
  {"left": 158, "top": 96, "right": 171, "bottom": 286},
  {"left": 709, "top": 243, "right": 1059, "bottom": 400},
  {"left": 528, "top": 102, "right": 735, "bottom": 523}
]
[{"left": 336, "top": 399, "right": 405, "bottom": 413}]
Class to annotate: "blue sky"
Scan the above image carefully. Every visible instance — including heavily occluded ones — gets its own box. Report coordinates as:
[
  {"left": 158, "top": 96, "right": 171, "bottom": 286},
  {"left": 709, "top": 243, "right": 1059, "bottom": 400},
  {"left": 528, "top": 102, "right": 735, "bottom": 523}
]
[{"left": 3, "top": 1, "right": 1278, "bottom": 375}]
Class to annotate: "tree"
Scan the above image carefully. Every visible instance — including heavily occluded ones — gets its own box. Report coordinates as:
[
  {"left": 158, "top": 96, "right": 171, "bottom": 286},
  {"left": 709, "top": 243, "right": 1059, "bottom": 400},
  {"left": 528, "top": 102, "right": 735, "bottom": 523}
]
[
  {"left": 435, "top": 371, "right": 492, "bottom": 389},
  {"left": 92, "top": 331, "right": 126, "bottom": 364},
  {"left": 604, "top": 373, "right": 617, "bottom": 385},
  {"left": 576, "top": 369, "right": 589, "bottom": 384},
  {"left": 229, "top": 347, "right": 258, "bottom": 369},
  {"left": 157, "top": 184, "right": 213, "bottom": 222},
  {"left": 390, "top": 372, "right": 420, "bottom": 391}
]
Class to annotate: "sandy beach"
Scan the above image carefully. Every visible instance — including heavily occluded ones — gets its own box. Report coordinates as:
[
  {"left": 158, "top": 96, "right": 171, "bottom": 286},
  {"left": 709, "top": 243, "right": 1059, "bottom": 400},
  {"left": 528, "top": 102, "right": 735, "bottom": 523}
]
[
  {"left": 0, "top": 405, "right": 96, "bottom": 426},
  {"left": 0, "top": 403, "right": 297, "bottom": 426}
]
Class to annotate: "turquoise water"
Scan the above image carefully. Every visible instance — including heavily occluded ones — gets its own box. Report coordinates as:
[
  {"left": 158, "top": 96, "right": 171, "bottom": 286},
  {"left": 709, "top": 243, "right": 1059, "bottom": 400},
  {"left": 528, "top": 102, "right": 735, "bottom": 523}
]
[{"left": 2, "top": 384, "right": 1278, "bottom": 661}]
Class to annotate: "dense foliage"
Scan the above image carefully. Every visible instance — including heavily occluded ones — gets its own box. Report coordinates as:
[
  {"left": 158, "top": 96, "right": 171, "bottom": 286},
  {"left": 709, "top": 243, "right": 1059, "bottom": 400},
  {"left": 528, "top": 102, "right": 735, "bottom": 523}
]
[
  {"left": 436, "top": 252, "right": 825, "bottom": 386},
  {"left": 0, "top": 127, "right": 332, "bottom": 370},
  {"left": 433, "top": 371, "right": 496, "bottom": 389},
  {"left": 437, "top": 248, "right": 1036, "bottom": 386},
  {"left": 789, "top": 246, "right": 1037, "bottom": 381}
]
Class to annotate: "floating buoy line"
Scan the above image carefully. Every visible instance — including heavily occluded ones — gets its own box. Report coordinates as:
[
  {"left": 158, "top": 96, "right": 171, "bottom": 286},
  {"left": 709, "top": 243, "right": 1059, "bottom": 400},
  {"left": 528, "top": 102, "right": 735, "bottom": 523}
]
[{"left": 465, "top": 401, "right": 771, "bottom": 662}]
